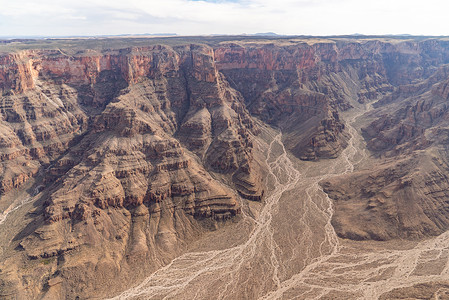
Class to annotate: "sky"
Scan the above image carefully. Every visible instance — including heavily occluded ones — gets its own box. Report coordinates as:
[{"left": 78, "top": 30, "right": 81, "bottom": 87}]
[{"left": 1, "top": 0, "right": 449, "bottom": 37}]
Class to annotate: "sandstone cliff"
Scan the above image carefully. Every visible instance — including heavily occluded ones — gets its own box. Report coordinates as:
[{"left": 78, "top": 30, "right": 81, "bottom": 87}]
[
  {"left": 322, "top": 63, "right": 449, "bottom": 241},
  {"left": 213, "top": 40, "right": 449, "bottom": 160},
  {"left": 2, "top": 37, "right": 449, "bottom": 298},
  {"left": 0, "top": 44, "right": 262, "bottom": 298}
]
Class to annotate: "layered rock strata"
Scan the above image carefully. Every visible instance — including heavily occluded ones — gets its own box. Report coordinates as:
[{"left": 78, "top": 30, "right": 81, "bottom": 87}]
[
  {"left": 322, "top": 63, "right": 449, "bottom": 241},
  {"left": 2, "top": 37, "right": 449, "bottom": 298},
  {"left": 0, "top": 45, "right": 259, "bottom": 298}
]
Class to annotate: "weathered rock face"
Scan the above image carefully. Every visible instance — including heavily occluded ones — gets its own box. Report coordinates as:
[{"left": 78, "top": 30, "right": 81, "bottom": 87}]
[
  {"left": 322, "top": 155, "right": 449, "bottom": 240},
  {"left": 2, "top": 37, "right": 449, "bottom": 298},
  {"left": 0, "top": 44, "right": 262, "bottom": 197},
  {"left": 0, "top": 44, "right": 262, "bottom": 298},
  {"left": 322, "top": 62, "right": 449, "bottom": 241},
  {"left": 363, "top": 65, "right": 449, "bottom": 156},
  {"left": 0, "top": 82, "right": 88, "bottom": 194},
  {"left": 213, "top": 40, "right": 449, "bottom": 160}
]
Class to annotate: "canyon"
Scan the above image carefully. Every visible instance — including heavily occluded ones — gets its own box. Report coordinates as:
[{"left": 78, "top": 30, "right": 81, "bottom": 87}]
[{"left": 1, "top": 36, "right": 449, "bottom": 299}]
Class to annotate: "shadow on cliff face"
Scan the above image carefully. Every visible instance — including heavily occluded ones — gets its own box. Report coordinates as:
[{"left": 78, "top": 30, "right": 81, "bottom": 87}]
[
  {"left": 321, "top": 63, "right": 449, "bottom": 241},
  {"left": 4, "top": 38, "right": 449, "bottom": 298},
  {"left": 5, "top": 68, "right": 130, "bottom": 251},
  {"left": 70, "top": 69, "right": 128, "bottom": 113},
  {"left": 220, "top": 68, "right": 349, "bottom": 161},
  {"left": 11, "top": 190, "right": 47, "bottom": 246}
]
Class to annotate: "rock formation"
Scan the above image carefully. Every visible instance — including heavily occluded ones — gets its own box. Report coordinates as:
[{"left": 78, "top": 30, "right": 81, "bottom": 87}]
[
  {"left": 0, "top": 44, "right": 261, "bottom": 298},
  {"left": 1, "top": 36, "right": 449, "bottom": 298},
  {"left": 322, "top": 63, "right": 449, "bottom": 240}
]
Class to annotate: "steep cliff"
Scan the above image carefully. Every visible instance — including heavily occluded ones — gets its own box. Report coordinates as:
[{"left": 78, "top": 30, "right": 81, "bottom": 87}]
[
  {"left": 213, "top": 40, "right": 449, "bottom": 160},
  {"left": 0, "top": 44, "right": 262, "bottom": 298},
  {"left": 322, "top": 63, "right": 449, "bottom": 241},
  {"left": 2, "top": 37, "right": 449, "bottom": 298}
]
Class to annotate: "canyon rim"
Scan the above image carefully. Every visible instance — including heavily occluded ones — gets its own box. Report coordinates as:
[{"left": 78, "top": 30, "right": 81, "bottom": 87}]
[{"left": 1, "top": 35, "right": 449, "bottom": 299}]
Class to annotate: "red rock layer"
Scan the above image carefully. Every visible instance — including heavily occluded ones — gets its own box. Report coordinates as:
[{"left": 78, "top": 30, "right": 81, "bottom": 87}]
[{"left": 2, "top": 38, "right": 449, "bottom": 298}]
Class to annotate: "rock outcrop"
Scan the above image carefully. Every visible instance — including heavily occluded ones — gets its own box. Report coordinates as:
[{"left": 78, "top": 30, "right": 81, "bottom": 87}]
[
  {"left": 2, "top": 36, "right": 449, "bottom": 298},
  {"left": 322, "top": 155, "right": 449, "bottom": 240},
  {"left": 213, "top": 40, "right": 449, "bottom": 160},
  {"left": 0, "top": 44, "right": 261, "bottom": 298},
  {"left": 322, "top": 63, "right": 449, "bottom": 241}
]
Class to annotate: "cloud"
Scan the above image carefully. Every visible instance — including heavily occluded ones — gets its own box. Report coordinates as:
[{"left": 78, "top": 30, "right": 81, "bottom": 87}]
[{"left": 0, "top": 0, "right": 448, "bottom": 36}]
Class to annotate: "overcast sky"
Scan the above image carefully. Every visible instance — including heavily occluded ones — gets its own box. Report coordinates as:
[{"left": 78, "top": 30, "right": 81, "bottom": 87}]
[{"left": 1, "top": 0, "right": 449, "bottom": 37}]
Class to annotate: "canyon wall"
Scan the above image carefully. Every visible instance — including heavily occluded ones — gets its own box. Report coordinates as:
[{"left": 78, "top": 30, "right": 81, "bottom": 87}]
[
  {"left": 1, "top": 37, "right": 449, "bottom": 298},
  {"left": 322, "top": 62, "right": 449, "bottom": 241}
]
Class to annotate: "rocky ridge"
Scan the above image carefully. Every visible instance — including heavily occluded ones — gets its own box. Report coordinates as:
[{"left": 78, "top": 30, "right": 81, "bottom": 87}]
[
  {"left": 0, "top": 44, "right": 261, "bottom": 298},
  {"left": 322, "top": 62, "right": 449, "bottom": 240},
  {"left": 2, "top": 37, "right": 449, "bottom": 298}
]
